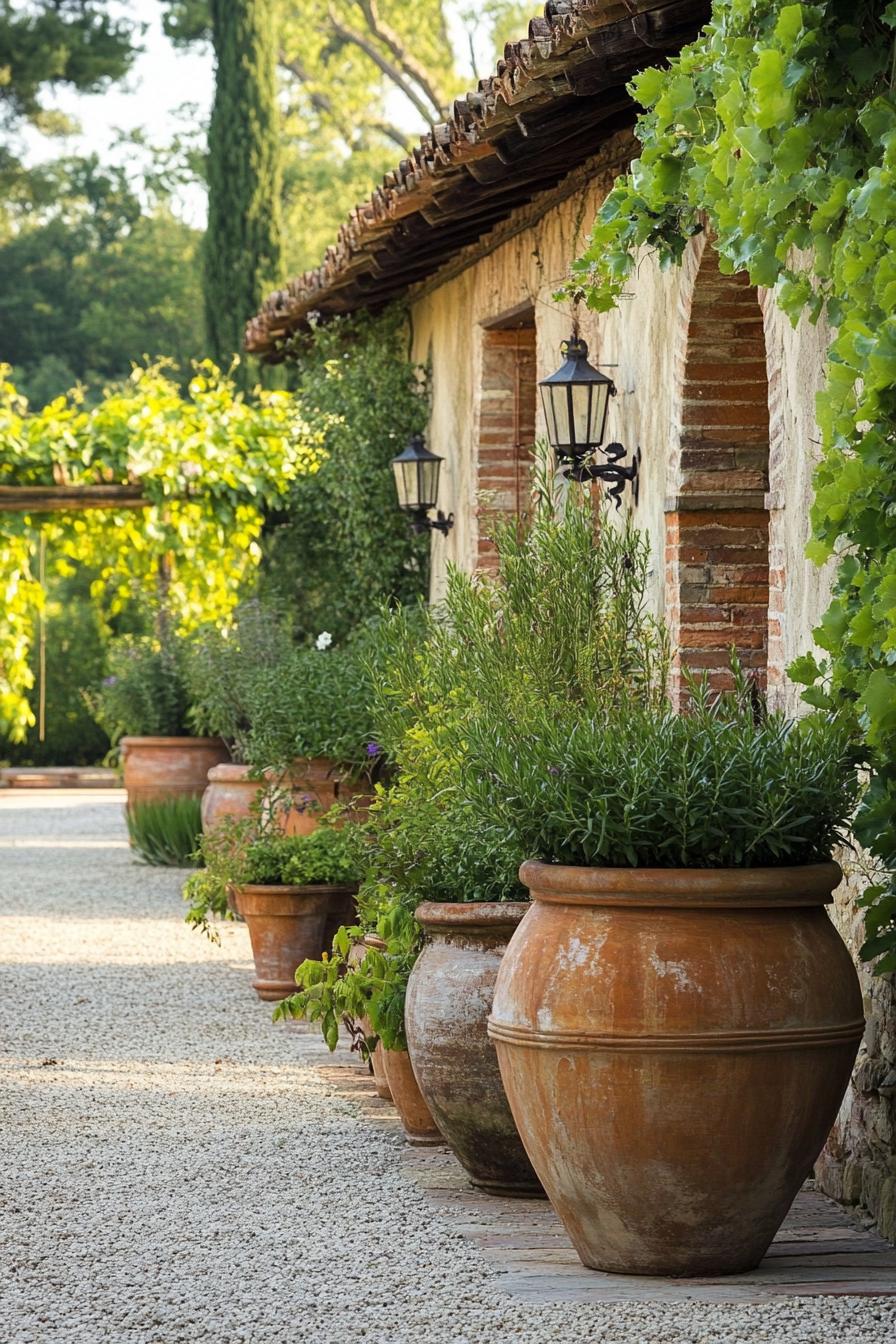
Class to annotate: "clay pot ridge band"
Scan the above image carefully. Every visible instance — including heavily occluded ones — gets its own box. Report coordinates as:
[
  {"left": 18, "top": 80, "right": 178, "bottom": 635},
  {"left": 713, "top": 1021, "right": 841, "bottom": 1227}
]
[
  {"left": 414, "top": 901, "right": 530, "bottom": 931},
  {"left": 519, "top": 859, "right": 843, "bottom": 905}
]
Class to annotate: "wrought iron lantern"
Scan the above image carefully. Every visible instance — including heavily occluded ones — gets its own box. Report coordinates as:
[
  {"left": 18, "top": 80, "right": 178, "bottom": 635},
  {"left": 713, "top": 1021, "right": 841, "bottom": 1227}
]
[
  {"left": 391, "top": 433, "right": 454, "bottom": 535},
  {"left": 539, "top": 334, "right": 639, "bottom": 506}
]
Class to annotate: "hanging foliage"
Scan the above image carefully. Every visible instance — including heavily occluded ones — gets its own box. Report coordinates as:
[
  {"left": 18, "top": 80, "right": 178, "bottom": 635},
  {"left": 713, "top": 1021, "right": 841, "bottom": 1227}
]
[
  {"left": 0, "top": 361, "right": 325, "bottom": 741},
  {"left": 566, "top": 0, "right": 896, "bottom": 970}
]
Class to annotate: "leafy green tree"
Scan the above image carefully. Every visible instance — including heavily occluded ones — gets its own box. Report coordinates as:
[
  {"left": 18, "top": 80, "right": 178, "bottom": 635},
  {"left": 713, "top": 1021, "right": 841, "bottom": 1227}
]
[
  {"left": 204, "top": 0, "right": 283, "bottom": 366},
  {"left": 0, "top": 156, "right": 204, "bottom": 401},
  {"left": 0, "top": 0, "right": 136, "bottom": 133},
  {"left": 165, "top": 0, "right": 528, "bottom": 275}
]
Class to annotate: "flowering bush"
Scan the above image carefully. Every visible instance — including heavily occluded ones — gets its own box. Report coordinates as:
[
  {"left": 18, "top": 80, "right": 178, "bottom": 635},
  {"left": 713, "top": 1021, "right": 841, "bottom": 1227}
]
[{"left": 85, "top": 634, "right": 191, "bottom": 740}]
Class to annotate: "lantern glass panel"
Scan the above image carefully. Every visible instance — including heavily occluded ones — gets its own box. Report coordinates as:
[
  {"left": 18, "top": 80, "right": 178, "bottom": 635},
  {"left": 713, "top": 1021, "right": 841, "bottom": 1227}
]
[
  {"left": 392, "top": 458, "right": 416, "bottom": 510},
  {"left": 541, "top": 384, "right": 570, "bottom": 450},
  {"left": 415, "top": 455, "right": 440, "bottom": 511},
  {"left": 572, "top": 383, "right": 593, "bottom": 453}
]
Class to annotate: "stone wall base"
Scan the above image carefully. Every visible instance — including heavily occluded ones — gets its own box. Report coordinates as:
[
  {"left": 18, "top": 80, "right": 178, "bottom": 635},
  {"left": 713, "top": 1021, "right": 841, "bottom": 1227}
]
[{"left": 816, "top": 856, "right": 896, "bottom": 1243}]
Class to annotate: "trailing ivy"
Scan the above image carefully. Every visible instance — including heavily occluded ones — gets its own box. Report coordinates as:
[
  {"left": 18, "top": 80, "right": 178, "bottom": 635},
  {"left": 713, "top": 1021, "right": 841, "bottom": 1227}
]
[
  {"left": 566, "top": 0, "right": 896, "bottom": 970},
  {"left": 259, "top": 308, "right": 430, "bottom": 640}
]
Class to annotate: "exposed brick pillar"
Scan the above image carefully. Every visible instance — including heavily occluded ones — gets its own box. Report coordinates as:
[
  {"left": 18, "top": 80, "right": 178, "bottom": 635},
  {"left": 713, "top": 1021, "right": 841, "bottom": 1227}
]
[
  {"left": 476, "top": 324, "right": 536, "bottom": 571},
  {"left": 666, "top": 248, "right": 770, "bottom": 702}
]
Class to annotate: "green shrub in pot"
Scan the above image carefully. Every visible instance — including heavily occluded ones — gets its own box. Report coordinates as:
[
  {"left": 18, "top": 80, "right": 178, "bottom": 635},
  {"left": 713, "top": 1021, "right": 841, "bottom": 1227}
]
[
  {"left": 454, "top": 664, "right": 860, "bottom": 871},
  {"left": 85, "top": 634, "right": 191, "bottom": 741},
  {"left": 185, "top": 600, "right": 294, "bottom": 763},
  {"left": 276, "top": 476, "right": 671, "bottom": 1054},
  {"left": 184, "top": 808, "right": 363, "bottom": 941}
]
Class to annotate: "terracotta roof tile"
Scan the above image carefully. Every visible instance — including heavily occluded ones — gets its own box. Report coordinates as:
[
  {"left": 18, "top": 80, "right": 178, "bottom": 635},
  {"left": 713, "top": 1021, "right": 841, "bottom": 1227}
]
[{"left": 245, "top": 0, "right": 708, "bottom": 356}]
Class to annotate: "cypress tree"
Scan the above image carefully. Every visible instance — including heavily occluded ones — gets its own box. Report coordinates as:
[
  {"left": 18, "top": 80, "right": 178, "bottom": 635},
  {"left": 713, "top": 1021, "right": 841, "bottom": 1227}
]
[{"left": 204, "top": 0, "right": 283, "bottom": 369}]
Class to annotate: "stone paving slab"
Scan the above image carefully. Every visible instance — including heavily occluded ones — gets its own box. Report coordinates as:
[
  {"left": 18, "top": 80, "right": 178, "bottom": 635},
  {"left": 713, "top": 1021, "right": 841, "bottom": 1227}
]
[{"left": 319, "top": 1058, "right": 896, "bottom": 1305}]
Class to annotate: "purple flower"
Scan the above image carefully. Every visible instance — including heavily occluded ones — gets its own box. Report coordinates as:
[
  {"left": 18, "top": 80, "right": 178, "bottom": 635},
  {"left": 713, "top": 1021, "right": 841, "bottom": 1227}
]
[
  {"left": 102, "top": 675, "right": 118, "bottom": 687},
  {"left": 366, "top": 741, "right": 382, "bottom": 757}
]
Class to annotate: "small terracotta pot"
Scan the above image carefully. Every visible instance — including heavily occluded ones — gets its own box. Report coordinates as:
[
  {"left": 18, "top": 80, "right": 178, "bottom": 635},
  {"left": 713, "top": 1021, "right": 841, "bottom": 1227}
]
[
  {"left": 120, "top": 736, "right": 229, "bottom": 810},
  {"left": 406, "top": 902, "right": 542, "bottom": 1195},
  {"left": 489, "top": 860, "right": 865, "bottom": 1277},
  {"left": 201, "top": 763, "right": 264, "bottom": 832},
  {"left": 236, "top": 883, "right": 351, "bottom": 1001},
  {"left": 381, "top": 1048, "right": 442, "bottom": 1145}
]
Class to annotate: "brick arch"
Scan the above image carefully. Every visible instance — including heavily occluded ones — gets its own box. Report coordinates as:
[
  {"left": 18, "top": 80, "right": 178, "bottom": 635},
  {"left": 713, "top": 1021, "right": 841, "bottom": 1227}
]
[{"left": 664, "top": 239, "right": 771, "bottom": 703}]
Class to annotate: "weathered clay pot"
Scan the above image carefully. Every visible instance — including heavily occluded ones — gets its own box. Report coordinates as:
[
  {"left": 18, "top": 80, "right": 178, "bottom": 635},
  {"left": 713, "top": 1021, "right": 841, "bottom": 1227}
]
[
  {"left": 381, "top": 1049, "right": 442, "bottom": 1145},
  {"left": 264, "top": 758, "right": 339, "bottom": 836},
  {"left": 236, "top": 883, "right": 348, "bottom": 1001},
  {"left": 489, "top": 860, "right": 864, "bottom": 1277},
  {"left": 201, "top": 763, "right": 264, "bottom": 832},
  {"left": 369, "top": 1041, "right": 392, "bottom": 1101},
  {"left": 120, "top": 736, "right": 229, "bottom": 810},
  {"left": 406, "top": 902, "right": 542, "bottom": 1195},
  {"left": 351, "top": 934, "right": 392, "bottom": 1102},
  {"left": 322, "top": 887, "right": 358, "bottom": 960}
]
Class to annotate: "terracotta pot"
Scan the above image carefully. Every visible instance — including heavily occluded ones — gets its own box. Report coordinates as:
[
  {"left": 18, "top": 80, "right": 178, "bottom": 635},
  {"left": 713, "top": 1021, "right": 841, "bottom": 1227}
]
[
  {"left": 263, "top": 757, "right": 339, "bottom": 836},
  {"left": 120, "top": 736, "right": 229, "bottom": 810},
  {"left": 369, "top": 1041, "right": 392, "bottom": 1101},
  {"left": 350, "top": 935, "right": 392, "bottom": 1102},
  {"left": 381, "top": 1048, "right": 442, "bottom": 1145},
  {"left": 201, "top": 763, "right": 264, "bottom": 832},
  {"left": 236, "top": 883, "right": 351, "bottom": 1001},
  {"left": 406, "top": 902, "right": 542, "bottom": 1196},
  {"left": 322, "top": 886, "right": 358, "bottom": 959},
  {"left": 489, "top": 860, "right": 864, "bottom": 1277}
]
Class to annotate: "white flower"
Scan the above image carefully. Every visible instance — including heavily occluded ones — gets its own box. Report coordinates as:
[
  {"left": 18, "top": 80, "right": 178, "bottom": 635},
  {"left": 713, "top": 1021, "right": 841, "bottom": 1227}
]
[{"left": 315, "top": 631, "right": 333, "bottom": 650}]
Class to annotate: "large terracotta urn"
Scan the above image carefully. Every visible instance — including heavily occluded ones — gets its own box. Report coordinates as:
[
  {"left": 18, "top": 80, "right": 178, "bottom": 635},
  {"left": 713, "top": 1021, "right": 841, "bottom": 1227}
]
[
  {"left": 201, "top": 763, "right": 264, "bottom": 831},
  {"left": 406, "top": 902, "right": 542, "bottom": 1195},
  {"left": 380, "top": 1048, "right": 442, "bottom": 1145},
  {"left": 264, "top": 758, "right": 339, "bottom": 836},
  {"left": 236, "top": 883, "right": 349, "bottom": 1001},
  {"left": 120, "top": 736, "right": 229, "bottom": 810},
  {"left": 488, "top": 860, "right": 864, "bottom": 1277}
]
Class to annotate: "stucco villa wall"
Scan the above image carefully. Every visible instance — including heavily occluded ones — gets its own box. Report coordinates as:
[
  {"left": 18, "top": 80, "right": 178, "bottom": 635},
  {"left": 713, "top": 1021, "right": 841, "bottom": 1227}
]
[{"left": 408, "top": 164, "right": 895, "bottom": 1241}]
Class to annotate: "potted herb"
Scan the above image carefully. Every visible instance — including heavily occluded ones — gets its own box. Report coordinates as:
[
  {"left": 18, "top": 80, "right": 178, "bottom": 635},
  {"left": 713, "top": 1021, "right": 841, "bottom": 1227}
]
[
  {"left": 87, "top": 634, "right": 228, "bottom": 813},
  {"left": 277, "top": 907, "right": 442, "bottom": 1145},
  {"left": 195, "top": 814, "right": 363, "bottom": 999},
  {"left": 242, "top": 621, "right": 385, "bottom": 833},
  {"left": 477, "top": 673, "right": 864, "bottom": 1277},
  {"left": 184, "top": 602, "right": 294, "bottom": 831},
  {"left": 188, "top": 608, "right": 384, "bottom": 836},
  {"left": 278, "top": 484, "right": 671, "bottom": 1182}
]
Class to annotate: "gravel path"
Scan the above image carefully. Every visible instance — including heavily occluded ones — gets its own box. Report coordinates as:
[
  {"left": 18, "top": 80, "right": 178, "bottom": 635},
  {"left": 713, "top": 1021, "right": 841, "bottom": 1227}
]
[{"left": 1, "top": 790, "right": 894, "bottom": 1344}]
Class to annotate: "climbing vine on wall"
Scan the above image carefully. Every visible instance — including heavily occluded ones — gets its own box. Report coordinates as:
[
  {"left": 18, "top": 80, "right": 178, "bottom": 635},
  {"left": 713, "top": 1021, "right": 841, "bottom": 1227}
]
[
  {"left": 0, "top": 362, "right": 325, "bottom": 740},
  {"left": 567, "top": 0, "right": 896, "bottom": 971}
]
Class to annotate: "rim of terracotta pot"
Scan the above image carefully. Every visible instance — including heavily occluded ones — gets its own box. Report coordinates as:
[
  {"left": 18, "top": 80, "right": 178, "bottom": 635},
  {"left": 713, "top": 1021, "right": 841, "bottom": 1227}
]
[
  {"left": 519, "top": 859, "right": 842, "bottom": 908},
  {"left": 235, "top": 882, "right": 359, "bottom": 898},
  {"left": 415, "top": 901, "right": 531, "bottom": 931},
  {"left": 207, "top": 762, "right": 255, "bottom": 782},
  {"left": 264, "top": 757, "right": 338, "bottom": 786},
  {"left": 361, "top": 933, "right": 386, "bottom": 951},
  {"left": 120, "top": 735, "right": 226, "bottom": 748}
]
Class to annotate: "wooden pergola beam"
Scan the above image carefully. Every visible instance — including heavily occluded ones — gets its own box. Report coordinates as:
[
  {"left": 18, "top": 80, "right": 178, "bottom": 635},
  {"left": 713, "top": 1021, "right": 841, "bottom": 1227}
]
[{"left": 0, "top": 485, "right": 153, "bottom": 513}]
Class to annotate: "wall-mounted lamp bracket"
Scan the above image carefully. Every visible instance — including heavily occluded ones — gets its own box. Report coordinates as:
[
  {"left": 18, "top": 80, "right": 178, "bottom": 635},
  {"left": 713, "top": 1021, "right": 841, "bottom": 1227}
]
[
  {"left": 562, "top": 443, "right": 640, "bottom": 509},
  {"left": 408, "top": 508, "right": 455, "bottom": 536}
]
